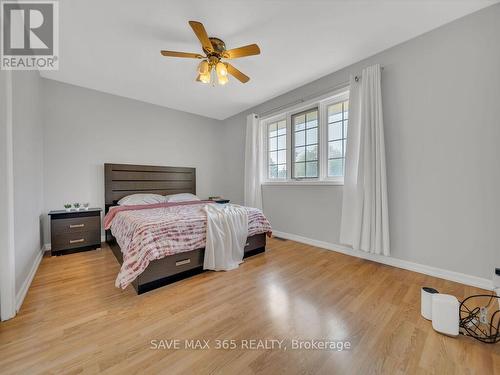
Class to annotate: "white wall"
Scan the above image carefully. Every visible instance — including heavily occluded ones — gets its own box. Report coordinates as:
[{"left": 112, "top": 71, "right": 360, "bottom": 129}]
[
  {"left": 41, "top": 79, "right": 227, "bottom": 244},
  {"left": 222, "top": 4, "right": 500, "bottom": 280},
  {"left": 12, "top": 71, "right": 44, "bottom": 295}
]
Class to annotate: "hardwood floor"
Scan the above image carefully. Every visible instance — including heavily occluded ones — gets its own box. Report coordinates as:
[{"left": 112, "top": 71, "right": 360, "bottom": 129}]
[{"left": 0, "top": 238, "right": 498, "bottom": 374}]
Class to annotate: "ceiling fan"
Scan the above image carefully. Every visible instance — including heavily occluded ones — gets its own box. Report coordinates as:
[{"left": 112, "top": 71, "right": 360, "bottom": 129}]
[{"left": 160, "top": 21, "right": 260, "bottom": 86}]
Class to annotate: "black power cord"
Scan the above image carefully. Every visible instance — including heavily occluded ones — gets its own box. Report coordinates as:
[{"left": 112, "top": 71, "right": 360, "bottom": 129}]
[{"left": 459, "top": 294, "right": 500, "bottom": 344}]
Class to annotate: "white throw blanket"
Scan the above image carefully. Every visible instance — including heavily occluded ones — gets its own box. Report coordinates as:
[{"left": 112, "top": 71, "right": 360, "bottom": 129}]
[{"left": 203, "top": 203, "right": 248, "bottom": 271}]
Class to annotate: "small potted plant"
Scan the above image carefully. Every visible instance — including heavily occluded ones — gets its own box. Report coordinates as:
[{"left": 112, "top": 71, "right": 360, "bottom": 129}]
[
  {"left": 83, "top": 202, "right": 90, "bottom": 210},
  {"left": 73, "top": 202, "right": 81, "bottom": 211},
  {"left": 64, "top": 203, "right": 72, "bottom": 212}
]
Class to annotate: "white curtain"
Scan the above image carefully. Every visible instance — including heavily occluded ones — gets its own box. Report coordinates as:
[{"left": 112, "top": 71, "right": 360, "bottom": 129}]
[
  {"left": 340, "top": 64, "right": 390, "bottom": 255},
  {"left": 244, "top": 113, "right": 263, "bottom": 209}
]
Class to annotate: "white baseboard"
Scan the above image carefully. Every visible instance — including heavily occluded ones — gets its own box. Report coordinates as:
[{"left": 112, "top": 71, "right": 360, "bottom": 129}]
[
  {"left": 15, "top": 247, "right": 44, "bottom": 312},
  {"left": 272, "top": 230, "right": 493, "bottom": 291}
]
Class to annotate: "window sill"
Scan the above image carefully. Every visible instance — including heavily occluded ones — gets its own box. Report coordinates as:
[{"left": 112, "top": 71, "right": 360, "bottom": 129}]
[{"left": 262, "top": 179, "right": 344, "bottom": 186}]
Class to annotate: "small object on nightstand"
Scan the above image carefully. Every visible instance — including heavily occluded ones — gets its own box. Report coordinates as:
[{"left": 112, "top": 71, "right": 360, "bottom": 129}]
[
  {"left": 48, "top": 208, "right": 102, "bottom": 256},
  {"left": 208, "top": 196, "right": 230, "bottom": 204}
]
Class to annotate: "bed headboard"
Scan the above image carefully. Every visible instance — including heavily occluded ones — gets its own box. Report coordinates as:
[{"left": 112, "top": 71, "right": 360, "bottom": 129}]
[{"left": 104, "top": 163, "right": 196, "bottom": 207}]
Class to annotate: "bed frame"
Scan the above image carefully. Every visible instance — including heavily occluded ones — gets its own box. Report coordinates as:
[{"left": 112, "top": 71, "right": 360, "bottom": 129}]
[{"left": 104, "top": 163, "right": 266, "bottom": 294}]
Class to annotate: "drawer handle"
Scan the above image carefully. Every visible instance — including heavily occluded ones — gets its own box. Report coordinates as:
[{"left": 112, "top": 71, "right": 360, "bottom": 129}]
[
  {"left": 69, "top": 224, "right": 85, "bottom": 228},
  {"left": 176, "top": 259, "right": 191, "bottom": 266},
  {"left": 69, "top": 238, "right": 85, "bottom": 244},
  {"left": 246, "top": 242, "right": 250, "bottom": 246}
]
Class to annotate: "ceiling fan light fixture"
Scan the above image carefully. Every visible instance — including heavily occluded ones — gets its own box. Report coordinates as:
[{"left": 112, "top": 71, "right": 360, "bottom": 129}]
[
  {"left": 218, "top": 74, "right": 229, "bottom": 85},
  {"left": 161, "top": 21, "right": 260, "bottom": 85},
  {"left": 198, "top": 60, "right": 209, "bottom": 75},
  {"left": 216, "top": 62, "right": 228, "bottom": 77},
  {"left": 199, "top": 71, "right": 211, "bottom": 84}
]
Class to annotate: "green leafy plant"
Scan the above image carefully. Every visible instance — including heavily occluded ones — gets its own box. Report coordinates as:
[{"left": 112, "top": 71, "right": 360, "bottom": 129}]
[
  {"left": 64, "top": 203, "right": 72, "bottom": 209},
  {"left": 73, "top": 202, "right": 81, "bottom": 209}
]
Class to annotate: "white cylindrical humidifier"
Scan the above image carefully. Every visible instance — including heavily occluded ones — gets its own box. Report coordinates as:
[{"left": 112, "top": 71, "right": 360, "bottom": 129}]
[{"left": 421, "top": 287, "right": 439, "bottom": 320}]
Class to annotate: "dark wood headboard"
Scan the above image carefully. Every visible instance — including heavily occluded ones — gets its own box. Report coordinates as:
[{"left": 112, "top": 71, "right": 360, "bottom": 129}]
[{"left": 104, "top": 163, "right": 196, "bottom": 207}]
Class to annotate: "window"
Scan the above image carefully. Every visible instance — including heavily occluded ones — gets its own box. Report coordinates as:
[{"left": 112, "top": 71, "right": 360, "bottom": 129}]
[
  {"left": 327, "top": 100, "right": 348, "bottom": 177},
  {"left": 262, "top": 89, "right": 349, "bottom": 184},
  {"left": 292, "top": 108, "right": 319, "bottom": 178},
  {"left": 267, "top": 119, "right": 287, "bottom": 179}
]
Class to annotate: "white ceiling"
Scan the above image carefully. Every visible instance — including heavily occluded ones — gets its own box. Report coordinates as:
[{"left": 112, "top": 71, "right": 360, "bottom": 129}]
[{"left": 40, "top": 0, "right": 497, "bottom": 120}]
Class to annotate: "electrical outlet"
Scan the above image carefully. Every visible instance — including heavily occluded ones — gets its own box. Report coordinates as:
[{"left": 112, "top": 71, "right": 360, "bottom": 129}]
[{"left": 479, "top": 307, "right": 488, "bottom": 324}]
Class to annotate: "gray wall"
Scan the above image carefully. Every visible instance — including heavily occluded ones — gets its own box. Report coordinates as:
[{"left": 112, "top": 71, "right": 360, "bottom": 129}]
[
  {"left": 11, "top": 71, "right": 44, "bottom": 294},
  {"left": 41, "top": 79, "right": 227, "bottom": 244},
  {"left": 222, "top": 4, "right": 500, "bottom": 280},
  {"left": 0, "top": 71, "right": 10, "bottom": 310},
  {"left": 0, "top": 72, "right": 7, "bottom": 236}
]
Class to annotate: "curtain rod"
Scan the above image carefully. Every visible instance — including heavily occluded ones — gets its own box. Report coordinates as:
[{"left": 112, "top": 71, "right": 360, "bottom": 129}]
[
  {"left": 259, "top": 66, "right": 384, "bottom": 118},
  {"left": 258, "top": 80, "right": 349, "bottom": 118},
  {"left": 354, "top": 66, "right": 384, "bottom": 82}
]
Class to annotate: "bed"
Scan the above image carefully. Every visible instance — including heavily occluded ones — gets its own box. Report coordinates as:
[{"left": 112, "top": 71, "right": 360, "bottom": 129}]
[{"left": 104, "top": 163, "right": 270, "bottom": 294}]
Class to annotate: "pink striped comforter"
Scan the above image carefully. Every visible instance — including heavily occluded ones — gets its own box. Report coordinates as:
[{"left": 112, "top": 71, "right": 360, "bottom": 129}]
[{"left": 105, "top": 201, "right": 272, "bottom": 289}]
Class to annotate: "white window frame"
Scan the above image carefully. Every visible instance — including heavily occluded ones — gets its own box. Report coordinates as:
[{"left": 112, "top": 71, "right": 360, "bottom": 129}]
[
  {"left": 263, "top": 115, "right": 288, "bottom": 181},
  {"left": 291, "top": 107, "right": 320, "bottom": 179},
  {"left": 322, "top": 92, "right": 349, "bottom": 181},
  {"left": 261, "top": 86, "right": 349, "bottom": 186}
]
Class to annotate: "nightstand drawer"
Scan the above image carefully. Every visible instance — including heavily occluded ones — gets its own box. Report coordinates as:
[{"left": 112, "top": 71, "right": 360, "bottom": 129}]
[
  {"left": 51, "top": 230, "right": 101, "bottom": 251},
  {"left": 52, "top": 216, "right": 100, "bottom": 235}
]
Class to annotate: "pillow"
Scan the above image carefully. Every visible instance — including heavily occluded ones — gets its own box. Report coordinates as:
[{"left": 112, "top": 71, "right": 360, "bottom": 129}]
[
  {"left": 164, "top": 193, "right": 200, "bottom": 203},
  {"left": 117, "top": 193, "right": 165, "bottom": 206}
]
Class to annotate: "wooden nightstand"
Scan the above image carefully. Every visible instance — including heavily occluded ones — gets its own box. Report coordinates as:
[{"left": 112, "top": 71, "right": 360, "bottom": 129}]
[{"left": 48, "top": 208, "right": 102, "bottom": 256}]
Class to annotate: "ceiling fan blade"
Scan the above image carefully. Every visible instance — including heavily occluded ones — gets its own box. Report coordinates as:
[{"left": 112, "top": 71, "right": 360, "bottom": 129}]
[
  {"left": 223, "top": 44, "right": 260, "bottom": 59},
  {"left": 188, "top": 21, "right": 213, "bottom": 53},
  {"left": 161, "top": 50, "right": 203, "bottom": 59},
  {"left": 226, "top": 63, "right": 250, "bottom": 83}
]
